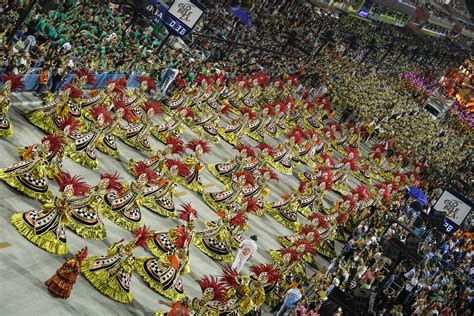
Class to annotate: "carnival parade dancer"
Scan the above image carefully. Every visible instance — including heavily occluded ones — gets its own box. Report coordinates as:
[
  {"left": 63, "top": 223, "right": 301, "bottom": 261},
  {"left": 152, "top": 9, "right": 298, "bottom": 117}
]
[
  {"left": 135, "top": 233, "right": 190, "bottom": 300},
  {"left": 191, "top": 276, "right": 227, "bottom": 316},
  {"left": 208, "top": 144, "right": 256, "bottom": 186},
  {"left": 193, "top": 211, "right": 248, "bottom": 262},
  {"left": 128, "top": 135, "right": 185, "bottom": 177},
  {"left": 177, "top": 139, "right": 210, "bottom": 193},
  {"left": 264, "top": 191, "right": 301, "bottom": 231},
  {"left": 117, "top": 101, "right": 161, "bottom": 152},
  {"left": 202, "top": 171, "right": 254, "bottom": 215},
  {"left": 65, "top": 105, "right": 121, "bottom": 169},
  {"left": 0, "top": 74, "right": 24, "bottom": 137},
  {"left": 142, "top": 159, "right": 189, "bottom": 218},
  {"left": 190, "top": 103, "right": 230, "bottom": 144},
  {"left": 45, "top": 246, "right": 88, "bottom": 299},
  {"left": 152, "top": 106, "right": 194, "bottom": 143},
  {"left": 81, "top": 226, "right": 151, "bottom": 304},
  {"left": 249, "top": 263, "right": 280, "bottom": 314},
  {"left": 0, "top": 139, "right": 55, "bottom": 202},
  {"left": 267, "top": 127, "right": 305, "bottom": 175},
  {"left": 17, "top": 133, "right": 67, "bottom": 180},
  {"left": 11, "top": 172, "right": 89, "bottom": 255},
  {"left": 218, "top": 107, "right": 256, "bottom": 146},
  {"left": 26, "top": 83, "right": 84, "bottom": 134},
  {"left": 218, "top": 266, "right": 254, "bottom": 314},
  {"left": 147, "top": 203, "right": 197, "bottom": 274},
  {"left": 65, "top": 173, "right": 123, "bottom": 240},
  {"left": 100, "top": 162, "right": 160, "bottom": 231}
]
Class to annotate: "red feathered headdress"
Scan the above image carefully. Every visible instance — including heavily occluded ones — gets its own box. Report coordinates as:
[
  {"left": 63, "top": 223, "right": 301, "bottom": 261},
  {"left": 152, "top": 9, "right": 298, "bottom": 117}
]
[
  {"left": 166, "top": 135, "right": 185, "bottom": 156},
  {"left": 134, "top": 162, "right": 159, "bottom": 184},
  {"left": 114, "top": 99, "right": 139, "bottom": 122},
  {"left": 229, "top": 211, "right": 248, "bottom": 228},
  {"left": 337, "top": 212, "right": 348, "bottom": 225},
  {"left": 294, "top": 240, "right": 317, "bottom": 256},
  {"left": 259, "top": 168, "right": 279, "bottom": 182},
  {"left": 327, "top": 122, "right": 342, "bottom": 132},
  {"left": 165, "top": 159, "right": 190, "bottom": 177},
  {"left": 346, "top": 147, "right": 360, "bottom": 159},
  {"left": 250, "top": 264, "right": 279, "bottom": 283},
  {"left": 55, "top": 172, "right": 89, "bottom": 196},
  {"left": 298, "top": 181, "right": 308, "bottom": 193},
  {"left": 234, "top": 171, "right": 255, "bottom": 186},
  {"left": 299, "top": 225, "right": 321, "bottom": 244},
  {"left": 261, "top": 103, "right": 276, "bottom": 116},
  {"left": 317, "top": 176, "right": 333, "bottom": 189},
  {"left": 371, "top": 143, "right": 387, "bottom": 153},
  {"left": 272, "top": 77, "right": 285, "bottom": 88},
  {"left": 100, "top": 172, "right": 123, "bottom": 192},
  {"left": 274, "top": 100, "right": 288, "bottom": 113},
  {"left": 351, "top": 185, "right": 369, "bottom": 200},
  {"left": 42, "top": 133, "right": 66, "bottom": 155},
  {"left": 141, "top": 101, "right": 162, "bottom": 116},
  {"left": 256, "top": 143, "right": 273, "bottom": 156},
  {"left": 286, "top": 129, "right": 304, "bottom": 144},
  {"left": 341, "top": 158, "right": 358, "bottom": 171},
  {"left": 321, "top": 154, "right": 335, "bottom": 167},
  {"left": 319, "top": 166, "right": 334, "bottom": 179},
  {"left": 62, "top": 83, "right": 83, "bottom": 99},
  {"left": 305, "top": 101, "right": 317, "bottom": 112},
  {"left": 176, "top": 106, "right": 195, "bottom": 118},
  {"left": 220, "top": 103, "right": 231, "bottom": 115},
  {"left": 107, "top": 77, "right": 128, "bottom": 96},
  {"left": 175, "top": 228, "right": 192, "bottom": 249},
  {"left": 234, "top": 144, "right": 255, "bottom": 157},
  {"left": 280, "top": 247, "right": 299, "bottom": 262},
  {"left": 240, "top": 107, "right": 257, "bottom": 120},
  {"left": 2, "top": 74, "right": 24, "bottom": 91},
  {"left": 57, "top": 114, "right": 80, "bottom": 133},
  {"left": 307, "top": 129, "right": 320, "bottom": 142},
  {"left": 134, "top": 225, "right": 152, "bottom": 248},
  {"left": 287, "top": 75, "right": 299, "bottom": 86},
  {"left": 243, "top": 197, "right": 260, "bottom": 214},
  {"left": 321, "top": 127, "right": 335, "bottom": 140},
  {"left": 308, "top": 212, "right": 329, "bottom": 229},
  {"left": 74, "top": 68, "right": 96, "bottom": 86},
  {"left": 187, "top": 139, "right": 210, "bottom": 154},
  {"left": 178, "top": 203, "right": 198, "bottom": 222},
  {"left": 393, "top": 172, "right": 407, "bottom": 184},
  {"left": 135, "top": 76, "right": 156, "bottom": 90},
  {"left": 196, "top": 276, "right": 226, "bottom": 303},
  {"left": 91, "top": 105, "right": 114, "bottom": 125},
  {"left": 220, "top": 265, "right": 239, "bottom": 289}
]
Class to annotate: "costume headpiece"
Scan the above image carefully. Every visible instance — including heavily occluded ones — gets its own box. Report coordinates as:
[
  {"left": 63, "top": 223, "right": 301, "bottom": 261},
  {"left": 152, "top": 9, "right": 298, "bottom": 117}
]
[{"left": 55, "top": 172, "right": 89, "bottom": 196}]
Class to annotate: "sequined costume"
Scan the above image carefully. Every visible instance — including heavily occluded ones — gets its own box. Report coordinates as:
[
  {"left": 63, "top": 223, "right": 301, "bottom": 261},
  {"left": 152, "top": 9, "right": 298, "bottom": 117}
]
[
  {"left": 81, "top": 226, "right": 151, "bottom": 303},
  {"left": 0, "top": 141, "right": 54, "bottom": 202},
  {"left": 0, "top": 75, "right": 24, "bottom": 137},
  {"left": 11, "top": 172, "right": 89, "bottom": 255}
]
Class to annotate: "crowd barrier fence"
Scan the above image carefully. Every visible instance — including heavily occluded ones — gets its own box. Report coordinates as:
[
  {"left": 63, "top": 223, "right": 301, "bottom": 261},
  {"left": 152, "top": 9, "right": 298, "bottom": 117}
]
[{"left": 1, "top": 70, "right": 144, "bottom": 91}]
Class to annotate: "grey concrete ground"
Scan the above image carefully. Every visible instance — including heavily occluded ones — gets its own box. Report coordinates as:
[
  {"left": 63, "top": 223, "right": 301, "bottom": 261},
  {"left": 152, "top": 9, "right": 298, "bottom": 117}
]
[{"left": 0, "top": 92, "right": 371, "bottom": 315}]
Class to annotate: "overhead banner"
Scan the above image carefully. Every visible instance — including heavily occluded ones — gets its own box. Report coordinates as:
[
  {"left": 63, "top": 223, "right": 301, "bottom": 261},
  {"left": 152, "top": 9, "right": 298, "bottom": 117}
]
[
  {"left": 433, "top": 188, "right": 472, "bottom": 234},
  {"left": 155, "top": 0, "right": 206, "bottom": 37}
]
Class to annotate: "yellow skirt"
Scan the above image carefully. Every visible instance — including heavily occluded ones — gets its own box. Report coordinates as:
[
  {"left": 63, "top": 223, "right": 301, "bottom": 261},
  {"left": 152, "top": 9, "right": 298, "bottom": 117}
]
[
  {"left": 65, "top": 148, "right": 98, "bottom": 170},
  {"left": 0, "top": 120, "right": 13, "bottom": 137},
  {"left": 81, "top": 257, "right": 133, "bottom": 304},
  {"left": 0, "top": 171, "right": 53, "bottom": 202},
  {"left": 134, "top": 257, "right": 186, "bottom": 301},
  {"left": 11, "top": 213, "right": 68, "bottom": 255},
  {"left": 193, "top": 236, "right": 235, "bottom": 262},
  {"left": 142, "top": 196, "right": 176, "bottom": 218}
]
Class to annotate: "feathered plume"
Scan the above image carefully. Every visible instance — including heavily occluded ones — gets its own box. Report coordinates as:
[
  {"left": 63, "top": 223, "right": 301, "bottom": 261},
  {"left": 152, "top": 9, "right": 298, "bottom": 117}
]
[
  {"left": 234, "top": 144, "right": 255, "bottom": 157},
  {"left": 219, "top": 265, "right": 239, "bottom": 289},
  {"left": 55, "top": 172, "right": 89, "bottom": 196},
  {"left": 134, "top": 225, "right": 152, "bottom": 248},
  {"left": 196, "top": 276, "right": 226, "bottom": 303},
  {"left": 42, "top": 133, "right": 66, "bottom": 155},
  {"left": 308, "top": 212, "right": 329, "bottom": 229},
  {"left": 100, "top": 172, "right": 123, "bottom": 192},
  {"left": 74, "top": 68, "right": 96, "bottom": 85},
  {"left": 234, "top": 171, "right": 255, "bottom": 186},
  {"left": 2, "top": 74, "right": 24, "bottom": 91},
  {"left": 229, "top": 211, "right": 248, "bottom": 228},
  {"left": 91, "top": 105, "right": 114, "bottom": 125},
  {"left": 178, "top": 203, "right": 198, "bottom": 222},
  {"left": 135, "top": 76, "right": 156, "bottom": 90},
  {"left": 141, "top": 101, "right": 162, "bottom": 116},
  {"left": 166, "top": 159, "right": 190, "bottom": 177},
  {"left": 57, "top": 114, "right": 80, "bottom": 133},
  {"left": 134, "top": 162, "right": 159, "bottom": 185},
  {"left": 62, "top": 83, "right": 83, "bottom": 99},
  {"left": 187, "top": 139, "right": 211, "bottom": 154},
  {"left": 250, "top": 264, "right": 279, "bottom": 283},
  {"left": 165, "top": 135, "right": 185, "bottom": 156}
]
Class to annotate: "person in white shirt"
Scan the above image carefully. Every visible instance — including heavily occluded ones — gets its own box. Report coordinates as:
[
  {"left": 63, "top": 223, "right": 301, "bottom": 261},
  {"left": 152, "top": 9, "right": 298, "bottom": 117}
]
[{"left": 232, "top": 235, "right": 257, "bottom": 273}]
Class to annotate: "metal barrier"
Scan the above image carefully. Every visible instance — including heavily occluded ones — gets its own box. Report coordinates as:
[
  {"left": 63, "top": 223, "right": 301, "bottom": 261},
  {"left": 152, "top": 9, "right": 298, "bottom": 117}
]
[{"left": 1, "top": 71, "right": 145, "bottom": 91}]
